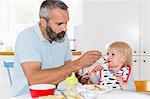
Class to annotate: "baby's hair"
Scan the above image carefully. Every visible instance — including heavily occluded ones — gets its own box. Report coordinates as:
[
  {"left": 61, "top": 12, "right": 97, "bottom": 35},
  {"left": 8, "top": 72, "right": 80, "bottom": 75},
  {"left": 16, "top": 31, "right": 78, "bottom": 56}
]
[{"left": 107, "top": 41, "right": 132, "bottom": 66}]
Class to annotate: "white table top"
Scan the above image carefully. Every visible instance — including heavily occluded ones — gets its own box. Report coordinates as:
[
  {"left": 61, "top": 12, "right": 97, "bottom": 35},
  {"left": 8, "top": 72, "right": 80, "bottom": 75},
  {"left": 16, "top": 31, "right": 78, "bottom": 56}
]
[
  {"left": 97, "top": 90, "right": 150, "bottom": 99},
  {"left": 11, "top": 90, "right": 150, "bottom": 99}
]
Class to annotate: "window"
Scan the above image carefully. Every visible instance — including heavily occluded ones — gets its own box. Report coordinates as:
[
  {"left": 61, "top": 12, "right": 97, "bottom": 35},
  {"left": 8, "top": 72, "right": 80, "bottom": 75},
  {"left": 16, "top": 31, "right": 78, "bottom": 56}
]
[{"left": 0, "top": 0, "right": 82, "bottom": 51}]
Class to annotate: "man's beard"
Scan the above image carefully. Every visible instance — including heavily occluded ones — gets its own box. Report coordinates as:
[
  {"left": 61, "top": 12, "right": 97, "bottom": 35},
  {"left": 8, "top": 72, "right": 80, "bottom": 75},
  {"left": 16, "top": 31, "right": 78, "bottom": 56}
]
[{"left": 46, "top": 25, "right": 66, "bottom": 43}]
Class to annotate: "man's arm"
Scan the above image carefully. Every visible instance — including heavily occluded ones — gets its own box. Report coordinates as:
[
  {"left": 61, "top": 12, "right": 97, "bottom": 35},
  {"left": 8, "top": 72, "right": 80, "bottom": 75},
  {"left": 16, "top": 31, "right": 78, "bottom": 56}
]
[
  {"left": 22, "top": 60, "right": 79, "bottom": 85},
  {"left": 22, "top": 50, "right": 101, "bottom": 85}
]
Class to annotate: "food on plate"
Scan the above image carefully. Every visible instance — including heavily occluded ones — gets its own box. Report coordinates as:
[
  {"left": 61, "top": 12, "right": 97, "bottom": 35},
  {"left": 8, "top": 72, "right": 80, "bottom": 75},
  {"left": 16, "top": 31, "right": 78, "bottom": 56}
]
[
  {"left": 37, "top": 95, "right": 82, "bottom": 99},
  {"left": 83, "top": 84, "right": 102, "bottom": 91}
]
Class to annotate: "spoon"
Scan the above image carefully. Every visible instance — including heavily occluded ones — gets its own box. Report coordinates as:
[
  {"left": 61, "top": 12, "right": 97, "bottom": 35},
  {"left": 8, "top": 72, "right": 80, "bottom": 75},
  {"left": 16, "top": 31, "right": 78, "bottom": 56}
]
[
  {"left": 102, "top": 55, "right": 106, "bottom": 61},
  {"left": 61, "top": 91, "right": 68, "bottom": 99}
]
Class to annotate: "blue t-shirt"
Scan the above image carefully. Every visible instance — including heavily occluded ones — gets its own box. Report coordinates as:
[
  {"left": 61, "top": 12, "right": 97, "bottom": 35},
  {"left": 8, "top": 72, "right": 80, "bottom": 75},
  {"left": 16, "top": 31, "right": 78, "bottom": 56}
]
[{"left": 11, "top": 23, "right": 72, "bottom": 96}]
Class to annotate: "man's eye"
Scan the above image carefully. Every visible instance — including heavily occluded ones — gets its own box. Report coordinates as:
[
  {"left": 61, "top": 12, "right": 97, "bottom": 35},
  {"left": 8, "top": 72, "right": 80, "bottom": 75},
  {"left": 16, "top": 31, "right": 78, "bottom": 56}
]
[
  {"left": 57, "top": 23, "right": 63, "bottom": 25},
  {"left": 112, "top": 53, "right": 115, "bottom": 56}
]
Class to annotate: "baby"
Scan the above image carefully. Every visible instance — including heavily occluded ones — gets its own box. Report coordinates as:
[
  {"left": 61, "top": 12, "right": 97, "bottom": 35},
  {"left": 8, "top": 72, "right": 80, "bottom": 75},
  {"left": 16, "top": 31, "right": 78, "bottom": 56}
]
[{"left": 86, "top": 41, "right": 136, "bottom": 91}]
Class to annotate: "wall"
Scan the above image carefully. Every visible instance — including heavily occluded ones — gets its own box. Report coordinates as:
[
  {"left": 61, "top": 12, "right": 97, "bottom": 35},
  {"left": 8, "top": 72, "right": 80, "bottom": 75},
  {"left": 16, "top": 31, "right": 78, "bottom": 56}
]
[{"left": 75, "top": 0, "right": 150, "bottom": 80}]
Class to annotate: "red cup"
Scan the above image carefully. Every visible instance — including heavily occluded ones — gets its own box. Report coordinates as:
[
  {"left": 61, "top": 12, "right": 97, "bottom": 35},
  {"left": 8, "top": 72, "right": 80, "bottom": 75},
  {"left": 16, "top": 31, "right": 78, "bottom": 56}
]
[{"left": 29, "top": 84, "right": 56, "bottom": 98}]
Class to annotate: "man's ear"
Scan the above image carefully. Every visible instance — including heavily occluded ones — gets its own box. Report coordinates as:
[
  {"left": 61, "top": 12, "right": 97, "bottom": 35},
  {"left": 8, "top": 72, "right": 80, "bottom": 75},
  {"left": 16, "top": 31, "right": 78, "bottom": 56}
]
[{"left": 40, "top": 17, "right": 47, "bottom": 27}]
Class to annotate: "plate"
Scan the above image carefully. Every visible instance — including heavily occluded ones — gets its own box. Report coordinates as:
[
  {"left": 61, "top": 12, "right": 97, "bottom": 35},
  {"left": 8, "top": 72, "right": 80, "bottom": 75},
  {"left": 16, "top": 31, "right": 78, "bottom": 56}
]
[{"left": 37, "top": 95, "right": 83, "bottom": 99}]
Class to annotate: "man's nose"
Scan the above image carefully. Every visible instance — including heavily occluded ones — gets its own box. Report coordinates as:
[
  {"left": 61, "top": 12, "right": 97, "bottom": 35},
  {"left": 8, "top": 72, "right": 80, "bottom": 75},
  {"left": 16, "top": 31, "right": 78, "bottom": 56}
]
[{"left": 61, "top": 25, "right": 67, "bottom": 32}]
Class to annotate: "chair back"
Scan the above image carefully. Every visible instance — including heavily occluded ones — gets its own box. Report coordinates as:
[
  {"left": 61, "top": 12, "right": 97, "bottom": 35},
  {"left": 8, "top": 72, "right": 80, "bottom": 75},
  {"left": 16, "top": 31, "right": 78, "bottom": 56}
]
[
  {"left": 4, "top": 61, "right": 14, "bottom": 68},
  {"left": 135, "top": 80, "right": 150, "bottom": 92}
]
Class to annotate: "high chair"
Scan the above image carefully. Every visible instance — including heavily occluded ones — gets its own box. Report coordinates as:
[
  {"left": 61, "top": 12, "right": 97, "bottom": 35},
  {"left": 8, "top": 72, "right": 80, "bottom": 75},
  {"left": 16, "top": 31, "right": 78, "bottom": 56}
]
[{"left": 135, "top": 80, "right": 150, "bottom": 92}]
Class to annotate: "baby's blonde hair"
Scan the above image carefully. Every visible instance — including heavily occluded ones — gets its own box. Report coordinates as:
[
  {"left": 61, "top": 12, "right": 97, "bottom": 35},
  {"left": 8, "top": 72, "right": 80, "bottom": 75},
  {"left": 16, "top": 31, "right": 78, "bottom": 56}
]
[{"left": 107, "top": 41, "right": 132, "bottom": 66}]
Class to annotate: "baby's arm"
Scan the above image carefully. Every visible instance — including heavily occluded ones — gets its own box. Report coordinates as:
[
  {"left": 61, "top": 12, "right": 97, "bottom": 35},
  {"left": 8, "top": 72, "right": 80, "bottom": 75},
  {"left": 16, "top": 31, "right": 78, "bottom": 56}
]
[
  {"left": 125, "top": 71, "right": 136, "bottom": 91},
  {"left": 116, "top": 77, "right": 128, "bottom": 90},
  {"left": 80, "top": 71, "right": 99, "bottom": 84},
  {"left": 117, "top": 70, "right": 136, "bottom": 91},
  {"left": 90, "top": 63, "right": 107, "bottom": 84},
  {"left": 89, "top": 72, "right": 100, "bottom": 84},
  {"left": 79, "top": 63, "right": 105, "bottom": 84},
  {"left": 92, "top": 64, "right": 103, "bottom": 72},
  {"left": 78, "top": 71, "right": 96, "bottom": 84}
]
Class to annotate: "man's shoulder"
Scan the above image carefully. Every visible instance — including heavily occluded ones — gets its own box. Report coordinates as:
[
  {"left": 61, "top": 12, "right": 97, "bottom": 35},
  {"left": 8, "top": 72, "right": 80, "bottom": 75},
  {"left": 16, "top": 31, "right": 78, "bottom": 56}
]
[
  {"left": 20, "top": 25, "right": 36, "bottom": 34},
  {"left": 17, "top": 24, "right": 38, "bottom": 39}
]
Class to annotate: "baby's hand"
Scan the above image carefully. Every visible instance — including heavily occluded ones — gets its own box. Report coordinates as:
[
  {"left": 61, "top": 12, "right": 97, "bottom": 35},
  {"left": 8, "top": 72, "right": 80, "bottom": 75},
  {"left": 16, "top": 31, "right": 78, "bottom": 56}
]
[
  {"left": 79, "top": 72, "right": 95, "bottom": 84},
  {"left": 83, "top": 72, "right": 96, "bottom": 78},
  {"left": 92, "top": 64, "right": 103, "bottom": 72},
  {"left": 116, "top": 77, "right": 125, "bottom": 85},
  {"left": 116, "top": 77, "right": 127, "bottom": 90}
]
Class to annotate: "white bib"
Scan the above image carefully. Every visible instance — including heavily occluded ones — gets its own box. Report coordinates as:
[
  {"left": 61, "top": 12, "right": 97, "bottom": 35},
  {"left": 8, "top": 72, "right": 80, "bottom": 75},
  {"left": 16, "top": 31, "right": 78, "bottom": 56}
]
[{"left": 98, "top": 63, "right": 131, "bottom": 90}]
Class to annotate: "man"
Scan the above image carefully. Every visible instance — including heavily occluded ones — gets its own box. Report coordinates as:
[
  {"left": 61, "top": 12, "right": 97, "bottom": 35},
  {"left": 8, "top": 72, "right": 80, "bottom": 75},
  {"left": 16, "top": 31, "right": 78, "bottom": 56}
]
[{"left": 11, "top": 0, "right": 101, "bottom": 96}]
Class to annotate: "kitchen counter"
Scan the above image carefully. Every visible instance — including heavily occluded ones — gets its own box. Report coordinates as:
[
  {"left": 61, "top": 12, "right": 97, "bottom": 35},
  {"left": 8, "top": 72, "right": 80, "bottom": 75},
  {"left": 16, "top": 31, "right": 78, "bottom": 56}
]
[
  {"left": 0, "top": 52, "right": 14, "bottom": 55},
  {"left": 0, "top": 51, "right": 81, "bottom": 56}
]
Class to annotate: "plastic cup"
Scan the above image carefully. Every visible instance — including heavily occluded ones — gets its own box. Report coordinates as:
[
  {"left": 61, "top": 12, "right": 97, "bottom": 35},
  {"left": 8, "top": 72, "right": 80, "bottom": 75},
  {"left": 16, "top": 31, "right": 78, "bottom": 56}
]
[{"left": 29, "top": 84, "right": 56, "bottom": 98}]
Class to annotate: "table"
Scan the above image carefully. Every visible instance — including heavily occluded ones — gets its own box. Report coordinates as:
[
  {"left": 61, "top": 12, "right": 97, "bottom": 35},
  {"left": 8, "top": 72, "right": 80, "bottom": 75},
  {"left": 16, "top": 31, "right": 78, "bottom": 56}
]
[
  {"left": 11, "top": 90, "right": 150, "bottom": 99},
  {"left": 97, "top": 90, "right": 150, "bottom": 99}
]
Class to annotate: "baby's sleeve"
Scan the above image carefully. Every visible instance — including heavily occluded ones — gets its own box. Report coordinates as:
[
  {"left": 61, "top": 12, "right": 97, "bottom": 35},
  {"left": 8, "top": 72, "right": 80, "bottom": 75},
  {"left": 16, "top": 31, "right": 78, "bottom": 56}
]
[
  {"left": 90, "top": 71, "right": 100, "bottom": 84},
  {"left": 126, "top": 71, "right": 136, "bottom": 91},
  {"left": 101, "top": 63, "right": 108, "bottom": 68},
  {"left": 123, "top": 69, "right": 136, "bottom": 92}
]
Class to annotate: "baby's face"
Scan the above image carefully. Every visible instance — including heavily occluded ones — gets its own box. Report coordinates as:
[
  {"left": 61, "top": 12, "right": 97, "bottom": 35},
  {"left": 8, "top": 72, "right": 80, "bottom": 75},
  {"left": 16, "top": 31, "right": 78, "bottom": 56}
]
[{"left": 106, "top": 49, "right": 125, "bottom": 67}]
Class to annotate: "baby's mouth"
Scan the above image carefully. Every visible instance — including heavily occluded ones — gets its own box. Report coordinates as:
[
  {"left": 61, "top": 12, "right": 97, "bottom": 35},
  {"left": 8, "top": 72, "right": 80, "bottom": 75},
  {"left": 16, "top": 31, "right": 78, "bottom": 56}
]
[
  {"left": 107, "top": 61, "right": 113, "bottom": 66},
  {"left": 107, "top": 60, "right": 110, "bottom": 63}
]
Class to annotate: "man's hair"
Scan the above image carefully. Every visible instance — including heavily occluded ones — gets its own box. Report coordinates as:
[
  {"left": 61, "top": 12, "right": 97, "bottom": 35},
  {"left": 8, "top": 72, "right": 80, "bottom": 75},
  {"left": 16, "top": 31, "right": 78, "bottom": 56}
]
[
  {"left": 39, "top": 0, "right": 68, "bottom": 21},
  {"left": 107, "top": 41, "right": 132, "bottom": 66}
]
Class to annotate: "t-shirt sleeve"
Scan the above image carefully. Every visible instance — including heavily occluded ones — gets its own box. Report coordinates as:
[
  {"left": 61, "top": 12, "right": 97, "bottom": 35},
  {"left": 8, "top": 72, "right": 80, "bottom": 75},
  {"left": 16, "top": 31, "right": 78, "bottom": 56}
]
[{"left": 15, "top": 31, "right": 41, "bottom": 64}]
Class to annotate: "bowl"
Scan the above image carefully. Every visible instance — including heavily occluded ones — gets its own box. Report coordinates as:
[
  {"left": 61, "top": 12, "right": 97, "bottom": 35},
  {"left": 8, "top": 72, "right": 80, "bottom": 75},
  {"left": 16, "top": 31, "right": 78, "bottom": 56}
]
[{"left": 29, "top": 84, "right": 56, "bottom": 98}]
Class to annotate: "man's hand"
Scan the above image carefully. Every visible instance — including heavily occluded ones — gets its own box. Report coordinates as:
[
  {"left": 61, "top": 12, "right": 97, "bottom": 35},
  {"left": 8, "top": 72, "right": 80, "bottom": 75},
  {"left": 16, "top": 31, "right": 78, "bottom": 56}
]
[{"left": 77, "top": 50, "right": 102, "bottom": 69}]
